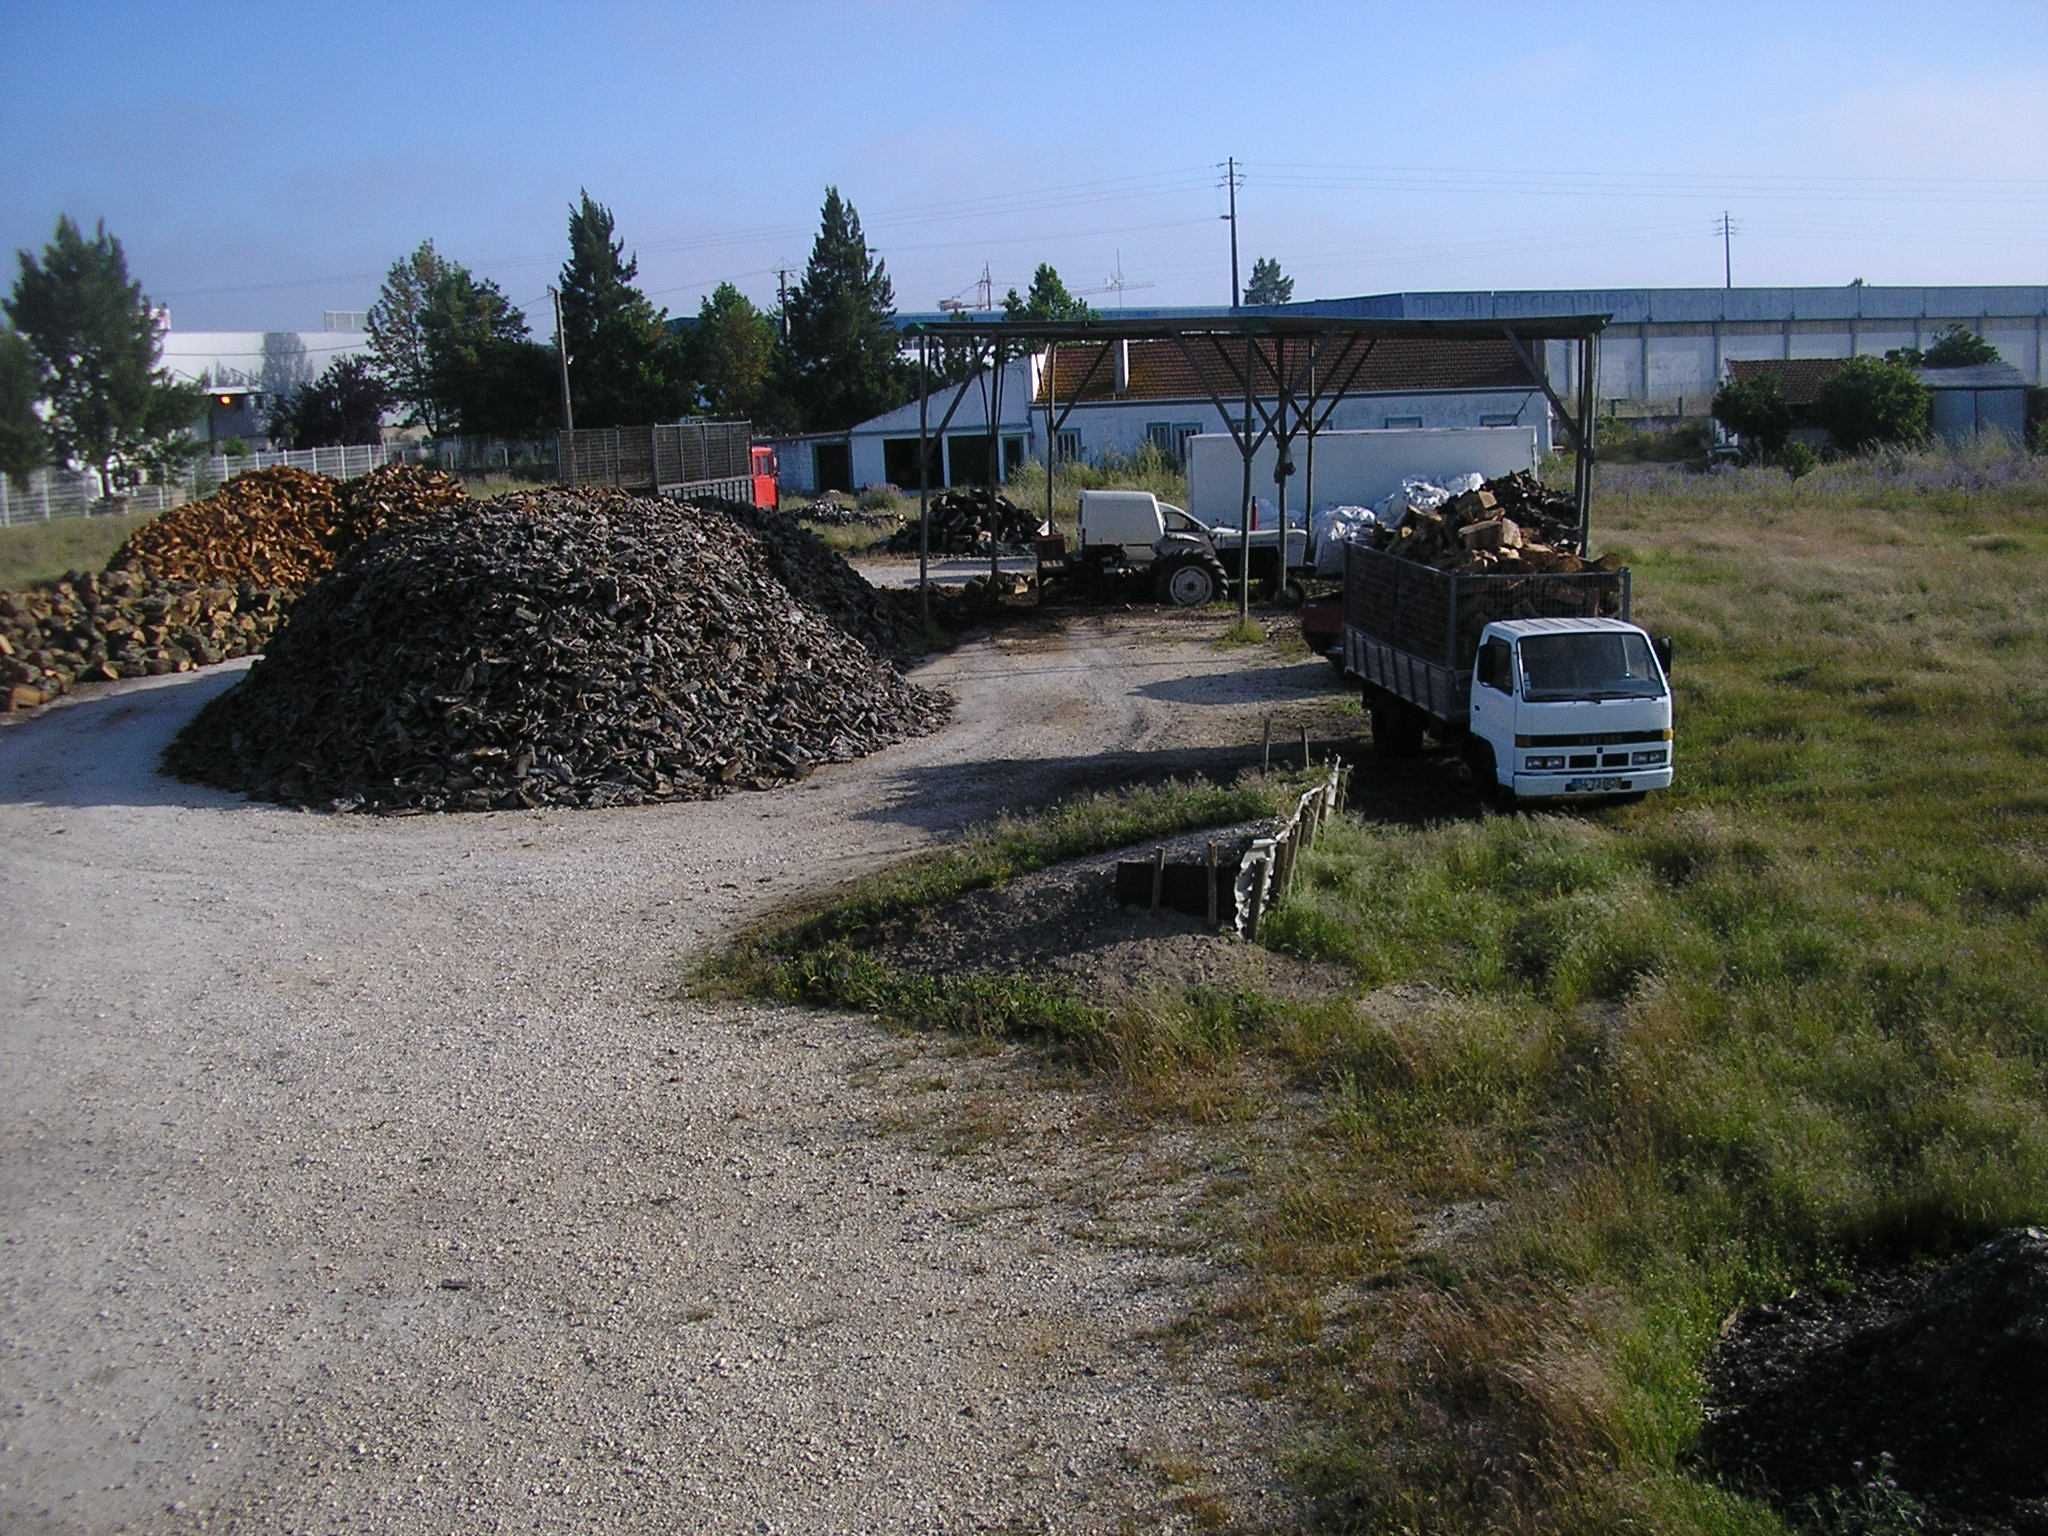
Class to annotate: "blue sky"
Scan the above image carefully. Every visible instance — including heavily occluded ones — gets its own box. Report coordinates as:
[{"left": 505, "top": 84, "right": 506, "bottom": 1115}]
[{"left": 4, "top": 0, "right": 2044, "bottom": 332}]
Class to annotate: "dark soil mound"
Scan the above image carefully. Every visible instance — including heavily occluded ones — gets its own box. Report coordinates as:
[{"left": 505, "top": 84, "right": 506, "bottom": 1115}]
[
  {"left": 163, "top": 489, "right": 950, "bottom": 812},
  {"left": 1701, "top": 1228, "right": 2048, "bottom": 1534}
]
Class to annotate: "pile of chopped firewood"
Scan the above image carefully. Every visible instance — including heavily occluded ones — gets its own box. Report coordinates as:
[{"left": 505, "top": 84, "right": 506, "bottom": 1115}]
[
  {"left": 2, "top": 464, "right": 472, "bottom": 712},
  {"left": 1377, "top": 472, "right": 1601, "bottom": 574},
  {"left": 881, "top": 487, "right": 1040, "bottom": 554},
  {"left": 0, "top": 570, "right": 290, "bottom": 710}
]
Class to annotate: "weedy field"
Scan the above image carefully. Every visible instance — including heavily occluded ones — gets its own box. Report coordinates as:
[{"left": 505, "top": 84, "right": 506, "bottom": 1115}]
[
  {"left": 0, "top": 508, "right": 157, "bottom": 589},
  {"left": 715, "top": 441, "right": 2048, "bottom": 1532}
]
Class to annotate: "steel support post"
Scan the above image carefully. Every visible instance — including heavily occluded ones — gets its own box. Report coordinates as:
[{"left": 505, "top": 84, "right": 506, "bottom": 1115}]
[
  {"left": 917, "top": 336, "right": 931, "bottom": 628},
  {"left": 1238, "top": 334, "right": 1254, "bottom": 623}
]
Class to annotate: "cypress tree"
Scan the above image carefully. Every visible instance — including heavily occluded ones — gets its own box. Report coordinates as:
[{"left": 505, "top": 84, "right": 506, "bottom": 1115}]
[
  {"left": 784, "top": 188, "right": 910, "bottom": 430},
  {"left": 559, "top": 191, "right": 692, "bottom": 429}
]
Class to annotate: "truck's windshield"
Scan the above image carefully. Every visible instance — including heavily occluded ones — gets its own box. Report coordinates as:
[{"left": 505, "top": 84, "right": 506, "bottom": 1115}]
[{"left": 1518, "top": 632, "right": 1665, "bottom": 701}]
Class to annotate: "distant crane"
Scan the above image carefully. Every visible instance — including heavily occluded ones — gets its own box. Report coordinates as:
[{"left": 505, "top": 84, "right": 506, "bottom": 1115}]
[
  {"left": 1074, "top": 251, "right": 1156, "bottom": 311},
  {"left": 937, "top": 262, "right": 996, "bottom": 312}
]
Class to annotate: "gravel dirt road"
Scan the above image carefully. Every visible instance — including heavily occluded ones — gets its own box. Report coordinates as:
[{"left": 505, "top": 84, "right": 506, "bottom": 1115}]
[{"left": 0, "top": 610, "right": 1347, "bottom": 1534}]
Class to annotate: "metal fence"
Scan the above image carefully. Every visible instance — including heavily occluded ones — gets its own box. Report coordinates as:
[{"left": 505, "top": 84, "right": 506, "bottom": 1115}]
[
  {"left": 0, "top": 442, "right": 404, "bottom": 527},
  {"left": 558, "top": 420, "right": 751, "bottom": 491}
]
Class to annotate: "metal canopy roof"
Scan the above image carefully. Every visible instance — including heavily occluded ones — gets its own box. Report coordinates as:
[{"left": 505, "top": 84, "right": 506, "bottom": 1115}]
[{"left": 900, "top": 312, "right": 1611, "bottom": 343}]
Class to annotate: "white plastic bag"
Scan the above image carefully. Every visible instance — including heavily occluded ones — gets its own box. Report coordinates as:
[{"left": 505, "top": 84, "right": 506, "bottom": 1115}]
[{"left": 1312, "top": 504, "right": 1377, "bottom": 575}]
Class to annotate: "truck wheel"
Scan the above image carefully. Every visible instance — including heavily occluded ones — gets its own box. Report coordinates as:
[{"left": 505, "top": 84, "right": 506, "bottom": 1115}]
[
  {"left": 1465, "top": 740, "right": 1517, "bottom": 810},
  {"left": 1157, "top": 558, "right": 1218, "bottom": 607},
  {"left": 1266, "top": 575, "right": 1306, "bottom": 607},
  {"left": 1369, "top": 698, "right": 1422, "bottom": 759}
]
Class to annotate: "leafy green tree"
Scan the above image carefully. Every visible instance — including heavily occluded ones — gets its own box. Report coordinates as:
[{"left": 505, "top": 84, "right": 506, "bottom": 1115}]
[
  {"left": 559, "top": 190, "right": 691, "bottom": 429},
  {"left": 0, "top": 328, "right": 45, "bottom": 486},
  {"left": 691, "top": 283, "right": 776, "bottom": 419},
  {"left": 419, "top": 268, "right": 553, "bottom": 437},
  {"left": 5, "top": 216, "right": 204, "bottom": 496},
  {"left": 367, "top": 240, "right": 450, "bottom": 431},
  {"left": 784, "top": 187, "right": 910, "bottom": 430},
  {"left": 1922, "top": 325, "right": 2001, "bottom": 369},
  {"left": 1816, "top": 356, "right": 1931, "bottom": 452},
  {"left": 1711, "top": 372, "right": 1792, "bottom": 460},
  {"left": 268, "top": 355, "right": 389, "bottom": 448},
  {"left": 1242, "top": 256, "right": 1295, "bottom": 306},
  {"left": 1002, "top": 263, "right": 1094, "bottom": 323}
]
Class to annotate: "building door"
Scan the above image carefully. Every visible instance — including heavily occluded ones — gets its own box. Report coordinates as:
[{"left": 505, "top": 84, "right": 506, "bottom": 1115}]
[{"left": 813, "top": 441, "right": 853, "bottom": 493}]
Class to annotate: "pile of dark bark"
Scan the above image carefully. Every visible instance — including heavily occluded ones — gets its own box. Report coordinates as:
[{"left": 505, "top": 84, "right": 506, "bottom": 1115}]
[
  {"left": 881, "top": 487, "right": 1040, "bottom": 554},
  {"left": 697, "top": 496, "right": 928, "bottom": 658},
  {"left": 1700, "top": 1227, "right": 2048, "bottom": 1534},
  {"left": 163, "top": 489, "right": 950, "bottom": 812},
  {"left": 1376, "top": 472, "right": 1593, "bottom": 574},
  {"left": 1, "top": 569, "right": 290, "bottom": 710}
]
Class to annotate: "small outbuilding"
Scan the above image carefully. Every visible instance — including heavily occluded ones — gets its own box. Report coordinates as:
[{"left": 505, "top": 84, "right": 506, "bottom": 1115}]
[{"left": 1914, "top": 363, "right": 2030, "bottom": 444}]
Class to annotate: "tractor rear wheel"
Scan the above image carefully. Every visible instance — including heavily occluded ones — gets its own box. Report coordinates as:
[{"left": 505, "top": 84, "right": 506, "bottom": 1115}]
[{"left": 1157, "top": 557, "right": 1221, "bottom": 607}]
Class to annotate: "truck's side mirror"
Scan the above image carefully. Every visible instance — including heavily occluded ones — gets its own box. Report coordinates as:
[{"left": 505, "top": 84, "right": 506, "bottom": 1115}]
[{"left": 1654, "top": 635, "right": 1675, "bottom": 675}]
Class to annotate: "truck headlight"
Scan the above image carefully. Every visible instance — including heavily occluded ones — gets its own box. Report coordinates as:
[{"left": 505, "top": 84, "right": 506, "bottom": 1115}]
[
  {"left": 1524, "top": 754, "right": 1566, "bottom": 770},
  {"left": 1631, "top": 749, "right": 1667, "bottom": 766}
]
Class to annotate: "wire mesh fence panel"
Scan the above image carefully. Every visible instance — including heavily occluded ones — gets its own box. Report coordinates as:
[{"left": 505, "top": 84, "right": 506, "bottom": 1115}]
[{"left": 0, "top": 441, "right": 408, "bottom": 528}]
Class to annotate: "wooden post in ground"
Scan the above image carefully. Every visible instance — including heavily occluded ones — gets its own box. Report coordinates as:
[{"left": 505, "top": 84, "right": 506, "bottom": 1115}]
[
  {"left": 1151, "top": 846, "right": 1167, "bottom": 911},
  {"left": 1300, "top": 725, "right": 1311, "bottom": 769},
  {"left": 1262, "top": 716, "right": 1272, "bottom": 772}
]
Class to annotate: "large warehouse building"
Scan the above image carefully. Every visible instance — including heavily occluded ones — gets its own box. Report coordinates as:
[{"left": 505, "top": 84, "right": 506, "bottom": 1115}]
[{"left": 1279, "top": 285, "right": 2048, "bottom": 418}]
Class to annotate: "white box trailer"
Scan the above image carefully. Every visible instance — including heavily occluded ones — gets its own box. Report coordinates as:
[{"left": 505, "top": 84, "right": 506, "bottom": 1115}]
[{"left": 1185, "top": 426, "right": 1539, "bottom": 530}]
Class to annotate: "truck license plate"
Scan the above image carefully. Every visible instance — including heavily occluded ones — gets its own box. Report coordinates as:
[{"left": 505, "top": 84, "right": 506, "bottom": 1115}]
[{"left": 1566, "top": 776, "right": 1631, "bottom": 793}]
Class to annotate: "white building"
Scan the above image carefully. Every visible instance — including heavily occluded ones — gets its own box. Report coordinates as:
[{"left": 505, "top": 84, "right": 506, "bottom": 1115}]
[{"left": 772, "top": 335, "right": 1551, "bottom": 494}]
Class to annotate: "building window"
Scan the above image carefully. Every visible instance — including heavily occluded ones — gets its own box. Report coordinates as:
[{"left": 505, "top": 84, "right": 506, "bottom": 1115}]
[
  {"left": 1055, "top": 429, "right": 1081, "bottom": 462},
  {"left": 1480, "top": 414, "right": 1518, "bottom": 427},
  {"left": 1145, "top": 421, "right": 1206, "bottom": 464},
  {"left": 1384, "top": 415, "right": 1423, "bottom": 429}
]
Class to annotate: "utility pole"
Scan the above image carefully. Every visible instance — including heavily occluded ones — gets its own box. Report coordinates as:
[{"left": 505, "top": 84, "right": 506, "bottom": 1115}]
[
  {"left": 1716, "top": 211, "right": 1736, "bottom": 289},
  {"left": 776, "top": 268, "right": 790, "bottom": 339},
  {"left": 550, "top": 286, "right": 574, "bottom": 432},
  {"left": 1219, "top": 157, "right": 1243, "bottom": 309}
]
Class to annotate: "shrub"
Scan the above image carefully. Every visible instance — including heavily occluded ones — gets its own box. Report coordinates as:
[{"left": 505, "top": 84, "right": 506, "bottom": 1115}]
[
  {"left": 857, "top": 484, "right": 900, "bottom": 511},
  {"left": 1921, "top": 325, "right": 2001, "bottom": 369},
  {"left": 1711, "top": 375, "right": 1790, "bottom": 460},
  {"left": 1815, "top": 357, "right": 1931, "bottom": 453},
  {"left": 1780, "top": 441, "right": 1818, "bottom": 482}
]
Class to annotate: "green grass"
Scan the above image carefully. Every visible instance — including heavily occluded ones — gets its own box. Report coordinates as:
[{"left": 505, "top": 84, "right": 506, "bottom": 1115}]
[
  {"left": 1248, "top": 450, "right": 2048, "bottom": 1531},
  {"left": 706, "top": 443, "right": 2048, "bottom": 1533},
  {"left": 1217, "top": 617, "right": 1267, "bottom": 647},
  {"left": 0, "top": 508, "right": 158, "bottom": 588}
]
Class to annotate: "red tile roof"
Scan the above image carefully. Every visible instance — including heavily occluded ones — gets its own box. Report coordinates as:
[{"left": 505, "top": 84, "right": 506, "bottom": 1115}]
[
  {"left": 1724, "top": 357, "right": 1851, "bottom": 407},
  {"left": 1033, "top": 336, "right": 1538, "bottom": 405}
]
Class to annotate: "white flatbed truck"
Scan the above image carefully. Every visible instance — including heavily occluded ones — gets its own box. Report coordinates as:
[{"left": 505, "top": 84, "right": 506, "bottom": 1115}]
[{"left": 1342, "top": 542, "right": 1675, "bottom": 804}]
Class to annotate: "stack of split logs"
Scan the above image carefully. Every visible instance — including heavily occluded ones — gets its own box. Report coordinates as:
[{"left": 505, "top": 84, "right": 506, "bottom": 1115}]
[
  {"left": 2, "top": 465, "right": 467, "bottom": 711},
  {"left": 882, "top": 488, "right": 1040, "bottom": 555},
  {"left": 1378, "top": 471, "right": 1611, "bottom": 575}
]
